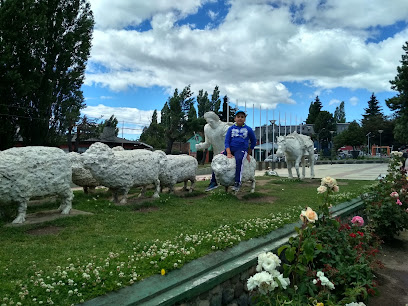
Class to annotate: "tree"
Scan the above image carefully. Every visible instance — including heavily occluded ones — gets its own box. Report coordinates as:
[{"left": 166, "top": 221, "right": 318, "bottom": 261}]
[
  {"left": 139, "top": 110, "right": 166, "bottom": 149},
  {"left": 197, "top": 89, "right": 210, "bottom": 118},
  {"left": 334, "top": 121, "right": 365, "bottom": 151},
  {"left": 306, "top": 96, "right": 323, "bottom": 124},
  {"left": 361, "top": 93, "right": 387, "bottom": 146},
  {"left": 333, "top": 101, "right": 346, "bottom": 123},
  {"left": 0, "top": 0, "right": 94, "bottom": 148},
  {"left": 313, "top": 111, "right": 336, "bottom": 151},
  {"left": 73, "top": 115, "right": 99, "bottom": 152},
  {"left": 163, "top": 85, "right": 195, "bottom": 153},
  {"left": 220, "top": 95, "right": 237, "bottom": 122},
  {"left": 386, "top": 41, "right": 408, "bottom": 144},
  {"left": 97, "top": 115, "right": 119, "bottom": 136},
  {"left": 210, "top": 85, "right": 222, "bottom": 114}
]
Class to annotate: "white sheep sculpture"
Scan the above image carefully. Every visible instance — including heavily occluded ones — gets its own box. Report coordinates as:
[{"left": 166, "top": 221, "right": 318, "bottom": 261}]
[
  {"left": 211, "top": 154, "right": 256, "bottom": 193},
  {"left": 0, "top": 146, "right": 74, "bottom": 224},
  {"left": 68, "top": 152, "right": 100, "bottom": 194},
  {"left": 81, "top": 142, "right": 161, "bottom": 204},
  {"left": 155, "top": 151, "right": 198, "bottom": 193}
]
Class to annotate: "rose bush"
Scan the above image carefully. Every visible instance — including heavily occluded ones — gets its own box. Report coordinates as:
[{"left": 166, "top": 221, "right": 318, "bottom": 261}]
[
  {"left": 248, "top": 177, "right": 382, "bottom": 305},
  {"left": 363, "top": 151, "right": 408, "bottom": 239}
]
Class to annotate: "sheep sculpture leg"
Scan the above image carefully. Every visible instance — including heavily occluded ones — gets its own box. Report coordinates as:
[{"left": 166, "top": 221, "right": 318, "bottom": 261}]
[
  {"left": 182, "top": 178, "right": 196, "bottom": 193},
  {"left": 57, "top": 189, "right": 74, "bottom": 214},
  {"left": 12, "top": 200, "right": 28, "bottom": 224},
  {"left": 152, "top": 179, "right": 160, "bottom": 198},
  {"left": 189, "top": 178, "right": 196, "bottom": 193},
  {"left": 250, "top": 179, "right": 256, "bottom": 193}
]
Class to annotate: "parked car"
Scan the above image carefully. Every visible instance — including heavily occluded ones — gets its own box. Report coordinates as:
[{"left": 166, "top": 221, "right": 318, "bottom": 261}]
[{"left": 264, "top": 155, "right": 285, "bottom": 162}]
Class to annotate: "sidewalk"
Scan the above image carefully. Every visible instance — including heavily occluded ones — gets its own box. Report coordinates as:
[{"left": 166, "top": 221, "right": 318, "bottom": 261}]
[{"left": 196, "top": 163, "right": 389, "bottom": 181}]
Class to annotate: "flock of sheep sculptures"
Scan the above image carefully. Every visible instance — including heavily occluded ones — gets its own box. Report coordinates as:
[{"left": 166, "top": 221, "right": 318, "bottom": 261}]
[{"left": 0, "top": 142, "right": 257, "bottom": 224}]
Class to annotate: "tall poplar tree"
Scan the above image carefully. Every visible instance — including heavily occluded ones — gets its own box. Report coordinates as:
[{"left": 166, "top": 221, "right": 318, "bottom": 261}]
[
  {"left": 0, "top": 0, "right": 94, "bottom": 149},
  {"left": 386, "top": 41, "right": 408, "bottom": 143},
  {"left": 334, "top": 101, "right": 346, "bottom": 123}
]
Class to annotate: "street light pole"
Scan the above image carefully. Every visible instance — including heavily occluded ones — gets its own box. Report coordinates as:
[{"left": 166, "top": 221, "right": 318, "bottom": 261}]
[
  {"left": 366, "top": 132, "right": 371, "bottom": 156},
  {"left": 378, "top": 130, "right": 384, "bottom": 159},
  {"left": 330, "top": 130, "right": 335, "bottom": 165},
  {"left": 270, "top": 120, "right": 276, "bottom": 170}
]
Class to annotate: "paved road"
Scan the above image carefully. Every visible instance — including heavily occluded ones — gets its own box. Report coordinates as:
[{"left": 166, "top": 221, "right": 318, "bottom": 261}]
[{"left": 197, "top": 163, "right": 389, "bottom": 181}]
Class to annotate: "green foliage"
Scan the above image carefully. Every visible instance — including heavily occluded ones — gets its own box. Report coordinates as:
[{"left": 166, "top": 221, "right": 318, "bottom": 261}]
[
  {"left": 334, "top": 121, "right": 365, "bottom": 150},
  {"left": 254, "top": 180, "right": 382, "bottom": 305},
  {"left": 306, "top": 96, "right": 323, "bottom": 124},
  {"left": 197, "top": 89, "right": 211, "bottom": 117},
  {"left": 163, "top": 85, "right": 195, "bottom": 153},
  {"left": 139, "top": 110, "right": 166, "bottom": 149},
  {"left": 334, "top": 101, "right": 346, "bottom": 123},
  {"left": 97, "top": 115, "right": 119, "bottom": 136},
  {"left": 314, "top": 111, "right": 336, "bottom": 151},
  {"left": 363, "top": 152, "right": 408, "bottom": 239},
  {"left": 0, "top": 0, "right": 94, "bottom": 148},
  {"left": 386, "top": 41, "right": 408, "bottom": 144}
]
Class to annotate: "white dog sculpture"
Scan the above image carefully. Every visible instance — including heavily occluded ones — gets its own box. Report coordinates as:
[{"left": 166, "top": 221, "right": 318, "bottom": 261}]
[{"left": 276, "top": 132, "right": 315, "bottom": 179}]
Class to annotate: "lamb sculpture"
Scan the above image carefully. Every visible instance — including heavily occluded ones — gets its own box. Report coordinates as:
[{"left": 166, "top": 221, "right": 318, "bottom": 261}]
[
  {"left": 0, "top": 146, "right": 73, "bottom": 224},
  {"left": 155, "top": 151, "right": 198, "bottom": 193},
  {"left": 68, "top": 152, "right": 100, "bottom": 194},
  {"left": 211, "top": 154, "right": 256, "bottom": 193},
  {"left": 276, "top": 132, "right": 315, "bottom": 179},
  {"left": 81, "top": 142, "right": 161, "bottom": 204}
]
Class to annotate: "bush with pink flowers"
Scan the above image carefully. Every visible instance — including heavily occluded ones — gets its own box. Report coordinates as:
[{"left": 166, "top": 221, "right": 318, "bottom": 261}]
[{"left": 363, "top": 152, "right": 408, "bottom": 239}]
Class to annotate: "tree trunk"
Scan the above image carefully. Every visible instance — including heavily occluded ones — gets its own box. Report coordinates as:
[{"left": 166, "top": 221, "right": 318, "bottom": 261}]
[
  {"left": 200, "top": 148, "right": 208, "bottom": 165},
  {"left": 165, "top": 138, "right": 175, "bottom": 154},
  {"left": 67, "top": 126, "right": 73, "bottom": 152}
]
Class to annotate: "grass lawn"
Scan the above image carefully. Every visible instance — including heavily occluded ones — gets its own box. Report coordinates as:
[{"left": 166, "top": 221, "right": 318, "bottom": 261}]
[{"left": 0, "top": 176, "right": 374, "bottom": 305}]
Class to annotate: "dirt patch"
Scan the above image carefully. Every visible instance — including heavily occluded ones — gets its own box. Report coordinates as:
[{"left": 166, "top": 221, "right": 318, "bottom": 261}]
[
  {"left": 253, "top": 180, "right": 269, "bottom": 187},
  {"left": 26, "top": 226, "right": 63, "bottom": 236},
  {"left": 6, "top": 209, "right": 93, "bottom": 227},
  {"left": 368, "top": 230, "right": 408, "bottom": 306},
  {"left": 241, "top": 196, "right": 277, "bottom": 203},
  {"left": 133, "top": 206, "right": 160, "bottom": 213}
]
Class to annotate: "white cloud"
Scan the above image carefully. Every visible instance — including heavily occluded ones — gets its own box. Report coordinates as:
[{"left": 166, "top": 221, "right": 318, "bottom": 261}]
[
  {"left": 81, "top": 104, "right": 160, "bottom": 132},
  {"left": 329, "top": 99, "right": 341, "bottom": 106},
  {"left": 207, "top": 10, "right": 218, "bottom": 21},
  {"left": 349, "top": 96, "right": 359, "bottom": 106},
  {"left": 85, "top": 0, "right": 408, "bottom": 109}
]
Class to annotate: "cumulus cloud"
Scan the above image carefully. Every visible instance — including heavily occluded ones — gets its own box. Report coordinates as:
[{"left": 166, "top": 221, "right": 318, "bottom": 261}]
[
  {"left": 329, "top": 99, "right": 341, "bottom": 106},
  {"left": 349, "top": 96, "right": 359, "bottom": 106},
  {"left": 81, "top": 104, "right": 159, "bottom": 136},
  {"left": 85, "top": 0, "right": 408, "bottom": 109}
]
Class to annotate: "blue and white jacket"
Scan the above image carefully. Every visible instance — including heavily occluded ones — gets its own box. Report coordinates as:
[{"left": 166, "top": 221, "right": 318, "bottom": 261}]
[{"left": 224, "top": 123, "right": 257, "bottom": 152}]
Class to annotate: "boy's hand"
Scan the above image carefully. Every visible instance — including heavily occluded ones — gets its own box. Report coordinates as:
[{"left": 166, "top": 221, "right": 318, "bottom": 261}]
[
  {"left": 246, "top": 155, "right": 251, "bottom": 162},
  {"left": 227, "top": 153, "right": 233, "bottom": 158}
]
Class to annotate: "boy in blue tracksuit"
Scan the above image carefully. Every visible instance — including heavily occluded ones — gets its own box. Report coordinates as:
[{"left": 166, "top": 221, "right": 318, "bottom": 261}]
[{"left": 206, "top": 110, "right": 257, "bottom": 192}]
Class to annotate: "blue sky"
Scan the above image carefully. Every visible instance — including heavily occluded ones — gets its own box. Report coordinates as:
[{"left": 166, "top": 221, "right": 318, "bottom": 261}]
[{"left": 82, "top": 0, "right": 408, "bottom": 140}]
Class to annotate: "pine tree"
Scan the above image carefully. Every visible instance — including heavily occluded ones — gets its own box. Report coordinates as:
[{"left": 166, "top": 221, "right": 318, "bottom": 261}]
[
  {"left": 306, "top": 96, "right": 323, "bottom": 124},
  {"left": 363, "top": 93, "right": 383, "bottom": 119},
  {"left": 386, "top": 41, "right": 408, "bottom": 143}
]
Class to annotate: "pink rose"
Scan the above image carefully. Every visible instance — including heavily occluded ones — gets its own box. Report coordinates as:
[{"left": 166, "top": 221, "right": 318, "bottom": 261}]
[
  {"left": 396, "top": 199, "right": 402, "bottom": 206},
  {"left": 351, "top": 216, "right": 364, "bottom": 227},
  {"left": 390, "top": 192, "right": 399, "bottom": 198},
  {"left": 332, "top": 185, "right": 339, "bottom": 192}
]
